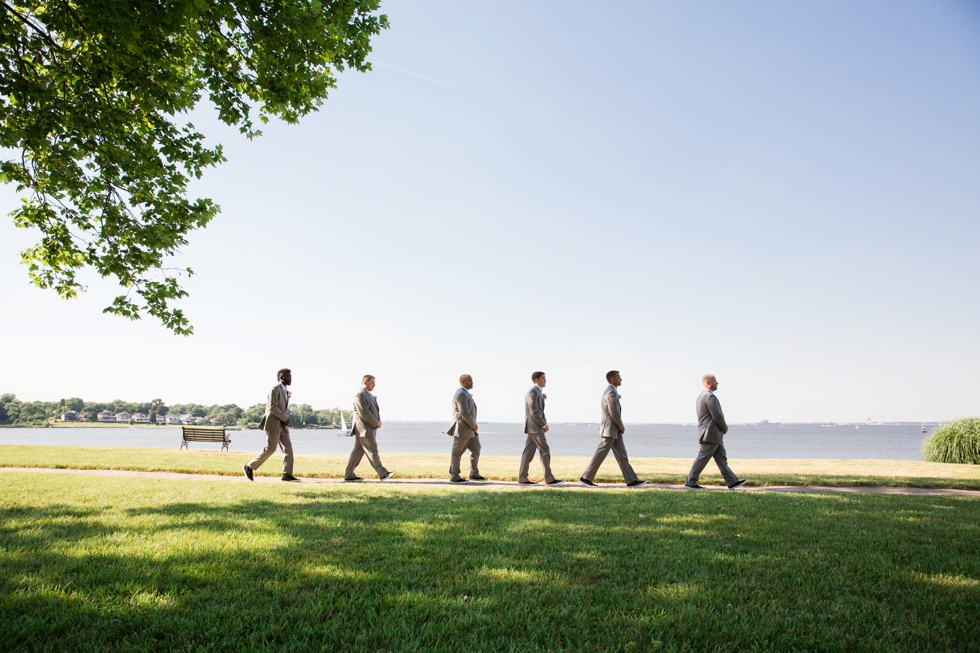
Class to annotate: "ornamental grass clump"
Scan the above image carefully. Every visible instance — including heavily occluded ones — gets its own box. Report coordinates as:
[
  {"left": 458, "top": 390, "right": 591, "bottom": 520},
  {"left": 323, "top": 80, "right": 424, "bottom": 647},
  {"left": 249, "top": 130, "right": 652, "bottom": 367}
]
[{"left": 922, "top": 418, "right": 980, "bottom": 464}]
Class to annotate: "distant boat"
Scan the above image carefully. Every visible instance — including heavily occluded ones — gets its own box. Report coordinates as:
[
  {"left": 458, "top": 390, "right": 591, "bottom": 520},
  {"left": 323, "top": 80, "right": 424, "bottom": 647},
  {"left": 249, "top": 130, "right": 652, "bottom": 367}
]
[
  {"left": 339, "top": 411, "right": 352, "bottom": 437},
  {"left": 921, "top": 422, "right": 927, "bottom": 433}
]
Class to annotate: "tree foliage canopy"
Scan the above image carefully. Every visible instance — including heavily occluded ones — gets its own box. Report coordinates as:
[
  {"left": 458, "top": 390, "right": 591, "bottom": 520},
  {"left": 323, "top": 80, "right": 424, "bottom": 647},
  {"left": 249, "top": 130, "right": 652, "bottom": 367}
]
[{"left": 0, "top": 0, "right": 387, "bottom": 333}]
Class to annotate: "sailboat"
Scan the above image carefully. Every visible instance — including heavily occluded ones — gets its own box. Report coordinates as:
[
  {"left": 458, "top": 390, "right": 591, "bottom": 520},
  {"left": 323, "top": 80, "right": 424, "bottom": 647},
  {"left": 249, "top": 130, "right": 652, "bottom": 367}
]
[
  {"left": 339, "top": 410, "right": 352, "bottom": 437},
  {"left": 921, "top": 421, "right": 927, "bottom": 434}
]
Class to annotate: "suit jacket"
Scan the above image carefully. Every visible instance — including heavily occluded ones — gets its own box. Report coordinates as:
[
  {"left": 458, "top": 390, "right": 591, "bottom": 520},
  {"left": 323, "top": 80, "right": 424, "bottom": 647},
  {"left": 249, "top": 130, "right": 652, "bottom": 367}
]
[
  {"left": 258, "top": 383, "right": 290, "bottom": 436},
  {"left": 696, "top": 389, "right": 728, "bottom": 444},
  {"left": 524, "top": 386, "right": 547, "bottom": 434},
  {"left": 352, "top": 389, "right": 381, "bottom": 438},
  {"left": 447, "top": 387, "right": 478, "bottom": 439},
  {"left": 599, "top": 384, "right": 625, "bottom": 439}
]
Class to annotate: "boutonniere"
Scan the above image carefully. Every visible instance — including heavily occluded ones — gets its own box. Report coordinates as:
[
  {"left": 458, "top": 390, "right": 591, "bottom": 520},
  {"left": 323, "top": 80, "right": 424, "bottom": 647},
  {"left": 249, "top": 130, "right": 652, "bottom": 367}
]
[
  {"left": 617, "top": 394, "right": 622, "bottom": 399},
  {"left": 542, "top": 394, "right": 547, "bottom": 399},
  {"left": 287, "top": 391, "right": 293, "bottom": 398}
]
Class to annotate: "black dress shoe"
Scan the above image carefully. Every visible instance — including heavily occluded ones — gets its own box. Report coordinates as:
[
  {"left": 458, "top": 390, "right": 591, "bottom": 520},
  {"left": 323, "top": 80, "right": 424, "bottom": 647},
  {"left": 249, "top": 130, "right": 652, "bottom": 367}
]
[
  {"left": 627, "top": 480, "right": 648, "bottom": 487},
  {"left": 281, "top": 474, "right": 300, "bottom": 482},
  {"left": 469, "top": 475, "right": 488, "bottom": 481},
  {"left": 243, "top": 465, "right": 254, "bottom": 481},
  {"left": 518, "top": 479, "right": 538, "bottom": 485},
  {"left": 579, "top": 477, "right": 597, "bottom": 487},
  {"left": 545, "top": 479, "right": 564, "bottom": 486},
  {"left": 728, "top": 478, "right": 749, "bottom": 490},
  {"left": 684, "top": 483, "right": 706, "bottom": 489},
  {"left": 344, "top": 476, "right": 364, "bottom": 482},
  {"left": 380, "top": 471, "right": 397, "bottom": 481},
  {"left": 450, "top": 477, "right": 468, "bottom": 483}
]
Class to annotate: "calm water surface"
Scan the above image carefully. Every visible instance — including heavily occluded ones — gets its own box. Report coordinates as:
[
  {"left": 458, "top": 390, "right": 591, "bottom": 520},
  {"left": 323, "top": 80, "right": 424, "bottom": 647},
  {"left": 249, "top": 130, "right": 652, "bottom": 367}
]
[{"left": 0, "top": 422, "right": 934, "bottom": 460}]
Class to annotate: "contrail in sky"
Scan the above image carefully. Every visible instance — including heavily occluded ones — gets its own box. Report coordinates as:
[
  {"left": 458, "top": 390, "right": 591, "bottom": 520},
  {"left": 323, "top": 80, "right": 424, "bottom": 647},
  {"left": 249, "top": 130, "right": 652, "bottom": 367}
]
[{"left": 371, "top": 62, "right": 508, "bottom": 103}]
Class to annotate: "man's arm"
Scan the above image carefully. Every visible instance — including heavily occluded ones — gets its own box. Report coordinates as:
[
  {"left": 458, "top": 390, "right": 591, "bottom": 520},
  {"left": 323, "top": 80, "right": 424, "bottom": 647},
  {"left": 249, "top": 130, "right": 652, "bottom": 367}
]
[
  {"left": 456, "top": 392, "right": 477, "bottom": 429},
  {"left": 356, "top": 392, "right": 381, "bottom": 429},
  {"left": 607, "top": 391, "right": 625, "bottom": 433},
  {"left": 707, "top": 395, "right": 728, "bottom": 433},
  {"left": 527, "top": 391, "right": 547, "bottom": 430},
  {"left": 268, "top": 386, "right": 289, "bottom": 423}
]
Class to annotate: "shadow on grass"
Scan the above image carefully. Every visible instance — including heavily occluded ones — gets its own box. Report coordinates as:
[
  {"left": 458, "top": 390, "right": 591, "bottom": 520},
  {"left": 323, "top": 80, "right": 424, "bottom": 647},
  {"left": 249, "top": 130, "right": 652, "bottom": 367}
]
[{"left": 1, "top": 489, "right": 979, "bottom": 652}]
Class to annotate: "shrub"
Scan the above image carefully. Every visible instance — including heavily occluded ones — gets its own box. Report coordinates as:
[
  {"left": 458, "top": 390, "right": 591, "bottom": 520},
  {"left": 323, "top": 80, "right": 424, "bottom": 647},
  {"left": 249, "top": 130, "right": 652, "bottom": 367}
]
[{"left": 922, "top": 418, "right": 980, "bottom": 465}]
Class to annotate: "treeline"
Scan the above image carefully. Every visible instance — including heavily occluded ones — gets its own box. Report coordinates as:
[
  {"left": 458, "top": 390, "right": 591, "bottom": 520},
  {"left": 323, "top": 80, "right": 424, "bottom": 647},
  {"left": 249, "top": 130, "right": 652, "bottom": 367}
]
[{"left": 0, "top": 394, "right": 352, "bottom": 429}]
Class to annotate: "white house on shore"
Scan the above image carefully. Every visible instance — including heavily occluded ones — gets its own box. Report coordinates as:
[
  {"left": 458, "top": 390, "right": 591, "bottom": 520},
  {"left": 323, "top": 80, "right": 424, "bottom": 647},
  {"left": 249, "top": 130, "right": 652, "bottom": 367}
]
[
  {"left": 97, "top": 410, "right": 115, "bottom": 422},
  {"left": 165, "top": 414, "right": 181, "bottom": 425},
  {"left": 115, "top": 412, "right": 131, "bottom": 423},
  {"left": 179, "top": 414, "right": 195, "bottom": 424},
  {"left": 132, "top": 413, "right": 149, "bottom": 424},
  {"left": 154, "top": 414, "right": 167, "bottom": 423},
  {"left": 60, "top": 410, "right": 79, "bottom": 422}
]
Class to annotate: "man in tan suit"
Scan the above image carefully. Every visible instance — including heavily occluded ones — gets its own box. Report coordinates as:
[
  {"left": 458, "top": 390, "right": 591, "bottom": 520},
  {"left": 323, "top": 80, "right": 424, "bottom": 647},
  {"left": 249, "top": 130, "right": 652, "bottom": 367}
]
[
  {"left": 447, "top": 374, "right": 486, "bottom": 483},
  {"left": 243, "top": 368, "right": 299, "bottom": 482},
  {"left": 344, "top": 375, "right": 396, "bottom": 482},
  {"left": 685, "top": 374, "right": 747, "bottom": 489},
  {"left": 580, "top": 370, "right": 646, "bottom": 487},
  {"left": 519, "top": 371, "right": 561, "bottom": 485}
]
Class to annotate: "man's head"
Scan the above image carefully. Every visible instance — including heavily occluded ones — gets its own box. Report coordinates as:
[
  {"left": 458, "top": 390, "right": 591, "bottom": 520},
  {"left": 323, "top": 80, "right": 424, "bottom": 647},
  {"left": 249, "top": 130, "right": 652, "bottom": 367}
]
[
  {"left": 702, "top": 374, "right": 718, "bottom": 391},
  {"left": 606, "top": 370, "right": 622, "bottom": 387},
  {"left": 278, "top": 368, "right": 292, "bottom": 386},
  {"left": 531, "top": 371, "right": 546, "bottom": 388},
  {"left": 459, "top": 374, "right": 474, "bottom": 390},
  {"left": 362, "top": 374, "right": 376, "bottom": 392}
]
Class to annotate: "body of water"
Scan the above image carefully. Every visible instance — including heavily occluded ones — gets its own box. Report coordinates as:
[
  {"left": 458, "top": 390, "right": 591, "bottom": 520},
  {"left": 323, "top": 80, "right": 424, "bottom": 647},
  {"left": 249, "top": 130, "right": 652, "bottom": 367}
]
[{"left": 0, "top": 422, "right": 934, "bottom": 460}]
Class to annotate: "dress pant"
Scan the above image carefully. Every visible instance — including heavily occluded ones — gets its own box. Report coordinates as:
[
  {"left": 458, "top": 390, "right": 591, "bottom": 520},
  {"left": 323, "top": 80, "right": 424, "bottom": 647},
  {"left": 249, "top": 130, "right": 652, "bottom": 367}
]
[
  {"left": 449, "top": 434, "right": 481, "bottom": 480},
  {"left": 345, "top": 433, "right": 390, "bottom": 479},
  {"left": 581, "top": 436, "right": 638, "bottom": 484},
  {"left": 518, "top": 432, "right": 555, "bottom": 483},
  {"left": 248, "top": 427, "right": 294, "bottom": 475},
  {"left": 686, "top": 441, "right": 738, "bottom": 486}
]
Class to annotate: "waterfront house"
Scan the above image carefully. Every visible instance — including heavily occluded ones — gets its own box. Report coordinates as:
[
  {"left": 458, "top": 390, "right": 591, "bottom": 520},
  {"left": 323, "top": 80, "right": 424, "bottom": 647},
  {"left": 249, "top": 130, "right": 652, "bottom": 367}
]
[
  {"left": 132, "top": 413, "right": 149, "bottom": 424},
  {"left": 208, "top": 417, "right": 223, "bottom": 425},
  {"left": 60, "top": 411, "right": 78, "bottom": 422},
  {"left": 97, "top": 410, "right": 115, "bottom": 422},
  {"left": 115, "top": 412, "right": 131, "bottom": 423},
  {"left": 194, "top": 416, "right": 207, "bottom": 425},
  {"left": 165, "top": 414, "right": 180, "bottom": 425},
  {"left": 179, "top": 414, "right": 196, "bottom": 424},
  {"left": 154, "top": 414, "right": 166, "bottom": 423}
]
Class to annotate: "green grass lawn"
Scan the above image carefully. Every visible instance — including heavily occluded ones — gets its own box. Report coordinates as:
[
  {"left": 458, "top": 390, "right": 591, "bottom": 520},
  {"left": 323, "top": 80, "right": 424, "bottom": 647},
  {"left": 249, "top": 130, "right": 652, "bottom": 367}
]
[
  {"left": 4, "top": 444, "right": 980, "bottom": 489},
  {"left": 1, "top": 472, "right": 978, "bottom": 651}
]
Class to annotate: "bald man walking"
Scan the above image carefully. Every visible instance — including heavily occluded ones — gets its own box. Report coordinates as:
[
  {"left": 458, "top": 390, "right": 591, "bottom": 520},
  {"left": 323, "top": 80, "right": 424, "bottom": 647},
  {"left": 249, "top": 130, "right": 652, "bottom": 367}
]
[
  {"left": 447, "top": 374, "right": 486, "bottom": 483},
  {"left": 685, "top": 374, "right": 748, "bottom": 490}
]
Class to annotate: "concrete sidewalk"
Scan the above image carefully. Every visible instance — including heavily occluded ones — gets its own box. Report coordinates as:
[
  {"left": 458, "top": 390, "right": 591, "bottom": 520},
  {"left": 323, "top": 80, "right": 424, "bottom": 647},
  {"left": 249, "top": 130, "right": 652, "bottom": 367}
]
[{"left": 3, "top": 466, "right": 979, "bottom": 497}]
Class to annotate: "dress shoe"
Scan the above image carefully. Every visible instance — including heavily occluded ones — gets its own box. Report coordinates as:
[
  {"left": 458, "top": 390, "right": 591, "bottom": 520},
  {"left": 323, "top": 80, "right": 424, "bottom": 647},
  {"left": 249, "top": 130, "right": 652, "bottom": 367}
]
[
  {"left": 684, "top": 483, "right": 706, "bottom": 489},
  {"left": 281, "top": 474, "right": 300, "bottom": 482},
  {"left": 468, "top": 474, "right": 488, "bottom": 481},
  {"left": 518, "top": 479, "right": 538, "bottom": 485},
  {"left": 579, "top": 477, "right": 597, "bottom": 487},
  {"left": 243, "top": 465, "right": 254, "bottom": 481},
  {"left": 545, "top": 479, "right": 564, "bottom": 486},
  {"left": 728, "top": 478, "right": 749, "bottom": 490},
  {"left": 450, "top": 477, "right": 468, "bottom": 483},
  {"left": 380, "top": 471, "right": 397, "bottom": 481},
  {"left": 344, "top": 476, "right": 363, "bottom": 482},
  {"left": 627, "top": 480, "right": 648, "bottom": 488}
]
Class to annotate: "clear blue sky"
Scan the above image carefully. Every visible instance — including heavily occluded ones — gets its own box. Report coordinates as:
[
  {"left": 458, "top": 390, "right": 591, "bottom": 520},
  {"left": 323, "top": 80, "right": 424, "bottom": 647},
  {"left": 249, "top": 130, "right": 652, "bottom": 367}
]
[{"left": 1, "top": 1, "right": 978, "bottom": 423}]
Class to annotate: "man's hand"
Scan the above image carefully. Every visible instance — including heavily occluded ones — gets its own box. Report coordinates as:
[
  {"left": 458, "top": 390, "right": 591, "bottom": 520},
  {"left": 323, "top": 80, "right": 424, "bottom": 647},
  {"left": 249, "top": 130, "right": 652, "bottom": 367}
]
[
  {"left": 284, "top": 418, "right": 291, "bottom": 426},
  {"left": 619, "top": 428, "right": 625, "bottom": 436},
  {"left": 376, "top": 422, "right": 382, "bottom": 429},
  {"left": 473, "top": 424, "right": 479, "bottom": 431},
  {"left": 543, "top": 425, "right": 550, "bottom": 432}
]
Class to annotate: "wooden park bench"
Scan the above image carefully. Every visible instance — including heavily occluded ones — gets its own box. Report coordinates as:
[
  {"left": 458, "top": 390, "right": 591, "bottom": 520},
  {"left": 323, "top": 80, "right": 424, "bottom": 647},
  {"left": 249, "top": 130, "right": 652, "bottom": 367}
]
[{"left": 180, "top": 426, "right": 231, "bottom": 452}]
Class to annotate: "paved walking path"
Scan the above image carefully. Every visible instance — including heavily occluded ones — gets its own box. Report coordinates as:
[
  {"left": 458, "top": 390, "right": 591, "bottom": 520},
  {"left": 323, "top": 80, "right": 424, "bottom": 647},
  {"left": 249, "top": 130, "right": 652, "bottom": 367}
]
[{"left": 3, "top": 466, "right": 979, "bottom": 497}]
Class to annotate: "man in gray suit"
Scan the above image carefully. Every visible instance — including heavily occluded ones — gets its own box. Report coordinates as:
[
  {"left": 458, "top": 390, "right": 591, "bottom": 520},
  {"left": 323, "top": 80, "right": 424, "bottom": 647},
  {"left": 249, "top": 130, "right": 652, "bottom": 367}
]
[
  {"left": 243, "top": 368, "right": 299, "bottom": 482},
  {"left": 344, "top": 375, "right": 396, "bottom": 482},
  {"left": 447, "top": 374, "right": 486, "bottom": 483},
  {"left": 519, "top": 371, "right": 562, "bottom": 485},
  {"left": 580, "top": 371, "right": 647, "bottom": 487},
  {"left": 685, "top": 374, "right": 748, "bottom": 489}
]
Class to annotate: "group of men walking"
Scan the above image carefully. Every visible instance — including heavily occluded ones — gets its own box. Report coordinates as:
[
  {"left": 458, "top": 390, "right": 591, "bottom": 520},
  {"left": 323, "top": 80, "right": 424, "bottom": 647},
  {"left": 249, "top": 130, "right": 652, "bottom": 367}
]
[{"left": 242, "top": 368, "right": 748, "bottom": 490}]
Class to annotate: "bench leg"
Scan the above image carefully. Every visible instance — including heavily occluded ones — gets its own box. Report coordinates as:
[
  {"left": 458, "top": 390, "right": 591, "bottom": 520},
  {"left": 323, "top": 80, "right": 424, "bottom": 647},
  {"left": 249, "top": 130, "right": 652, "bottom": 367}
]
[
  {"left": 222, "top": 441, "right": 229, "bottom": 452},
  {"left": 180, "top": 441, "right": 188, "bottom": 450}
]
